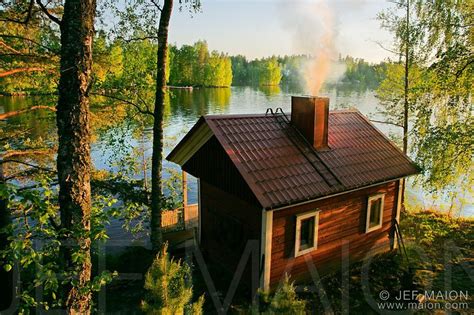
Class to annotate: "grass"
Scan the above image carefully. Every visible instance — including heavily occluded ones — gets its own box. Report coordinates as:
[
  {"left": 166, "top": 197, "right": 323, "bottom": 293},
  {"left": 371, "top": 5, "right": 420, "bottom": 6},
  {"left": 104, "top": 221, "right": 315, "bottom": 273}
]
[{"left": 304, "top": 210, "right": 474, "bottom": 314}]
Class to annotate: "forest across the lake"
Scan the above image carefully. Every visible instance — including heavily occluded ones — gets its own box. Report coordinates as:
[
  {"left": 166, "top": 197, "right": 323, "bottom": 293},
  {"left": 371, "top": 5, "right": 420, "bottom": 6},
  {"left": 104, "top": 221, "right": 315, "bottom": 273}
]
[{"left": 0, "top": 35, "right": 385, "bottom": 94}]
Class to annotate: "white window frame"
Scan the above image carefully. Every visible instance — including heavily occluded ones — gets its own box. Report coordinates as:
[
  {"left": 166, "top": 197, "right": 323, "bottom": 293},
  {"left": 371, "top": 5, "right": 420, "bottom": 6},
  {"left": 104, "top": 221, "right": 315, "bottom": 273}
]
[
  {"left": 295, "top": 210, "right": 320, "bottom": 257},
  {"left": 366, "top": 193, "right": 385, "bottom": 233}
]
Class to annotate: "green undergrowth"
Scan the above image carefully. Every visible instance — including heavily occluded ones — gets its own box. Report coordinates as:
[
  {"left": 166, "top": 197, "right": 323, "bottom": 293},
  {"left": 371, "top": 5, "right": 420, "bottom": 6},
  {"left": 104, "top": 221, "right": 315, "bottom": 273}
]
[{"left": 306, "top": 210, "right": 474, "bottom": 314}]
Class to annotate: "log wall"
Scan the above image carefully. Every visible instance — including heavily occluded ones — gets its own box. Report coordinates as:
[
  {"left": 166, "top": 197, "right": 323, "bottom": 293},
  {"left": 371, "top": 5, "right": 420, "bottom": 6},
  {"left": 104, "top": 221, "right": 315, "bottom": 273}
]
[{"left": 269, "top": 181, "right": 399, "bottom": 286}]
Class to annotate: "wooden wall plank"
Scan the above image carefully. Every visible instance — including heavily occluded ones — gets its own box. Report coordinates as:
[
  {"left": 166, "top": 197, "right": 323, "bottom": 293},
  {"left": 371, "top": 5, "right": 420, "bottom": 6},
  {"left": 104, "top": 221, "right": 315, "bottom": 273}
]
[{"left": 269, "top": 182, "right": 397, "bottom": 287}]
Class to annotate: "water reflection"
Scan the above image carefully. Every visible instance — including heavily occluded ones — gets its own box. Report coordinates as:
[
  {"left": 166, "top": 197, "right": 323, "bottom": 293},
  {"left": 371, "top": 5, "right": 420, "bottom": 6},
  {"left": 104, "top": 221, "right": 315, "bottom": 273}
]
[
  {"left": 257, "top": 85, "right": 281, "bottom": 98},
  {"left": 1, "top": 87, "right": 471, "bottom": 217},
  {"left": 167, "top": 87, "right": 231, "bottom": 120},
  {"left": 0, "top": 96, "right": 56, "bottom": 141}
]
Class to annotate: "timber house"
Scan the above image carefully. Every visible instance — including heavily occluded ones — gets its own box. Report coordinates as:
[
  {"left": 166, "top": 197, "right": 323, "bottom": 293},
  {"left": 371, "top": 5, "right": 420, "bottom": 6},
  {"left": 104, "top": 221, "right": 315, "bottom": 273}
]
[{"left": 167, "top": 96, "right": 419, "bottom": 290}]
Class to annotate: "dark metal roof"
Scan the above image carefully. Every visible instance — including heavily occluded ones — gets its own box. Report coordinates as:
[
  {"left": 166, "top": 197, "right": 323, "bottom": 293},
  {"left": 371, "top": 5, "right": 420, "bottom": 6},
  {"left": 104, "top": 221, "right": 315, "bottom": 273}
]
[{"left": 167, "top": 110, "right": 420, "bottom": 209}]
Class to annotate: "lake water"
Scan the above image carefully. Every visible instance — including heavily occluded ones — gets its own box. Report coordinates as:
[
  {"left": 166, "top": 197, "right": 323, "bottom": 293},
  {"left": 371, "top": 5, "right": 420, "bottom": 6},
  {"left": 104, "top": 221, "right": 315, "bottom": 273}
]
[{"left": 1, "top": 86, "right": 472, "bottom": 222}]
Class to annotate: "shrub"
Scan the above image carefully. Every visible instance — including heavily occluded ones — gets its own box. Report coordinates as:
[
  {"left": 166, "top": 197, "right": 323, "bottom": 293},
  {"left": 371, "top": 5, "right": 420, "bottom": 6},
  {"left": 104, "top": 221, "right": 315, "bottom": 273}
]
[
  {"left": 141, "top": 243, "right": 204, "bottom": 314},
  {"left": 250, "top": 274, "right": 306, "bottom": 314}
]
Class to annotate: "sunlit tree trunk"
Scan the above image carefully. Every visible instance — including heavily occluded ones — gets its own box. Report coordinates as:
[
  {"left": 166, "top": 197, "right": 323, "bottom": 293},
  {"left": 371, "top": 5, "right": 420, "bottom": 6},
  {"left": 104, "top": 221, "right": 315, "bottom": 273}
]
[
  {"left": 56, "top": 0, "right": 96, "bottom": 313},
  {"left": 401, "top": 0, "right": 410, "bottom": 210},
  {"left": 150, "top": 0, "right": 173, "bottom": 251}
]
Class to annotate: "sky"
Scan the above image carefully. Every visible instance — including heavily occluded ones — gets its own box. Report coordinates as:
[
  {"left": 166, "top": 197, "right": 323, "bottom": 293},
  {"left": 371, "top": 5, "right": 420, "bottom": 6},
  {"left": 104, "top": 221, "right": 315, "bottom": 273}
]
[{"left": 168, "top": 0, "right": 396, "bottom": 63}]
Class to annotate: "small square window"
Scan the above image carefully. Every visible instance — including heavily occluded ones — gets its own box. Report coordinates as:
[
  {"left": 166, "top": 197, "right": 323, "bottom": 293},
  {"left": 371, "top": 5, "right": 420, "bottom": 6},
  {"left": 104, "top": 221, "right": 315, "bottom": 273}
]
[
  {"left": 366, "top": 194, "right": 385, "bottom": 233},
  {"left": 295, "top": 211, "right": 319, "bottom": 257}
]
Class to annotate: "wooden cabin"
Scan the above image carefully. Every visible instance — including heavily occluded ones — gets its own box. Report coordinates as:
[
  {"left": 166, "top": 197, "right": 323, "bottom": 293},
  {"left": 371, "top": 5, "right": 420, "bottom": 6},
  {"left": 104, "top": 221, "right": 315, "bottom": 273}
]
[{"left": 167, "top": 96, "right": 419, "bottom": 291}]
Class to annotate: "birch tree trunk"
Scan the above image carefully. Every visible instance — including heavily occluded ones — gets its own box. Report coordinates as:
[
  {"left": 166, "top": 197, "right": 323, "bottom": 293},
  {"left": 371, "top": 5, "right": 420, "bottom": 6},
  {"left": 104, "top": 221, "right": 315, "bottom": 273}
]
[
  {"left": 401, "top": 0, "right": 410, "bottom": 210},
  {"left": 150, "top": 0, "right": 173, "bottom": 251}
]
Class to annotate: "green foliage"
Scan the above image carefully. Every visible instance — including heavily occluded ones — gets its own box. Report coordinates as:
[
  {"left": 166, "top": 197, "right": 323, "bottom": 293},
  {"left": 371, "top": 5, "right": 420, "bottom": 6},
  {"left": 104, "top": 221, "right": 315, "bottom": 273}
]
[
  {"left": 141, "top": 244, "right": 204, "bottom": 314},
  {"left": 116, "top": 37, "right": 159, "bottom": 90},
  {"left": 258, "top": 58, "right": 281, "bottom": 86},
  {"left": 169, "top": 41, "right": 232, "bottom": 87},
  {"left": 0, "top": 178, "right": 118, "bottom": 312},
  {"left": 400, "top": 211, "right": 473, "bottom": 295},
  {"left": 376, "top": 62, "right": 423, "bottom": 129},
  {"left": 266, "top": 275, "right": 306, "bottom": 314},
  {"left": 230, "top": 55, "right": 250, "bottom": 86},
  {"left": 340, "top": 56, "right": 388, "bottom": 89},
  {"left": 0, "top": 6, "right": 59, "bottom": 95},
  {"left": 278, "top": 55, "right": 307, "bottom": 86},
  {"left": 250, "top": 275, "right": 306, "bottom": 314},
  {"left": 93, "top": 31, "right": 124, "bottom": 88},
  {"left": 231, "top": 56, "right": 282, "bottom": 86},
  {"left": 377, "top": 0, "right": 473, "bottom": 204}
]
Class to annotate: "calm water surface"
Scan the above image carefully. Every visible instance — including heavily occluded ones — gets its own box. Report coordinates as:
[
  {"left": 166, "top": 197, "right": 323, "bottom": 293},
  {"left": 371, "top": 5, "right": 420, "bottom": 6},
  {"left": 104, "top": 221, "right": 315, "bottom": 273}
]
[{"left": 1, "top": 86, "right": 472, "bottom": 224}]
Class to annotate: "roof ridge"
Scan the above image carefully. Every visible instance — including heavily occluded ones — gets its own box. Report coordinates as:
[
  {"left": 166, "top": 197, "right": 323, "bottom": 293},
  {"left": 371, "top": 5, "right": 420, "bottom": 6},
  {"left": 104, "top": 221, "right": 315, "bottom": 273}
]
[{"left": 330, "top": 108, "right": 360, "bottom": 113}]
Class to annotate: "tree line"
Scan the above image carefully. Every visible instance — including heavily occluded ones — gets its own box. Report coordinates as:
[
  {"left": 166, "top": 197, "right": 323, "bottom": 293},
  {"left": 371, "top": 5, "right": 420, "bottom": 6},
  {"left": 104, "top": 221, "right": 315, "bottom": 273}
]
[{"left": 1, "top": 27, "right": 391, "bottom": 95}]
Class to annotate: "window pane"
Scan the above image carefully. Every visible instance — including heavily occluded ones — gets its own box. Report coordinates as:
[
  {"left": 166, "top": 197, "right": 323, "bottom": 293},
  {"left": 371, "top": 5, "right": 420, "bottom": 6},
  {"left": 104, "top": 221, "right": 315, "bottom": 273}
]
[
  {"left": 369, "top": 198, "right": 382, "bottom": 228},
  {"left": 299, "top": 217, "right": 315, "bottom": 250}
]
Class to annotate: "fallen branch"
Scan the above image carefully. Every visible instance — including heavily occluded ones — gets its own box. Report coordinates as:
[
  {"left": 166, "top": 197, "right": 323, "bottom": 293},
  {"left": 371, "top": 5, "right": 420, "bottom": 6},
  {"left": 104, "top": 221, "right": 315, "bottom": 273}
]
[{"left": 0, "top": 105, "right": 56, "bottom": 120}]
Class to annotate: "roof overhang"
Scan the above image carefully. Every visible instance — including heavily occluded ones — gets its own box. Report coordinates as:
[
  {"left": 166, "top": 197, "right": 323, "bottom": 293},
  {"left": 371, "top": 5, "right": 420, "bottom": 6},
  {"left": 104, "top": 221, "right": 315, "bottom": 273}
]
[{"left": 166, "top": 117, "right": 213, "bottom": 166}]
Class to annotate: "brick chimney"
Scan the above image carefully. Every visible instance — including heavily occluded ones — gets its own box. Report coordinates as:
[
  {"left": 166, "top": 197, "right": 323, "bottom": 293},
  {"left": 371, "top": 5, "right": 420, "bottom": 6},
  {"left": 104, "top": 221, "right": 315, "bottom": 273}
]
[{"left": 291, "top": 96, "right": 329, "bottom": 150}]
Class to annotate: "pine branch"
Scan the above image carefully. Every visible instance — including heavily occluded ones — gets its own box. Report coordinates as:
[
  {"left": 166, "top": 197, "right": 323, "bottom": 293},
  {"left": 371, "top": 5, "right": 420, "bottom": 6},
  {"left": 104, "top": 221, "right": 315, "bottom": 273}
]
[
  {"left": 1, "top": 149, "right": 55, "bottom": 159},
  {"left": 150, "top": 0, "right": 163, "bottom": 12},
  {"left": 0, "top": 67, "right": 51, "bottom": 78},
  {"left": 35, "top": 0, "right": 61, "bottom": 25},
  {"left": 0, "top": 34, "right": 59, "bottom": 54}
]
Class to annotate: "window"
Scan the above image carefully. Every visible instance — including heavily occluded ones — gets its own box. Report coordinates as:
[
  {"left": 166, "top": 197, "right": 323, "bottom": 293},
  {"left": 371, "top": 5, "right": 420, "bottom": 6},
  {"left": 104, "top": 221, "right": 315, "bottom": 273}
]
[
  {"left": 295, "top": 211, "right": 320, "bottom": 257},
  {"left": 366, "top": 194, "right": 385, "bottom": 233}
]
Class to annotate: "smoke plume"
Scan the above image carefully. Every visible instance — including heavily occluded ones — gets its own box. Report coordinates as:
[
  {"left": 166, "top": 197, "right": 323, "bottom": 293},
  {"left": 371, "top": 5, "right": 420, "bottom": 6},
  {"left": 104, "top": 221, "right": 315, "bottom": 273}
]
[{"left": 281, "top": 0, "right": 337, "bottom": 95}]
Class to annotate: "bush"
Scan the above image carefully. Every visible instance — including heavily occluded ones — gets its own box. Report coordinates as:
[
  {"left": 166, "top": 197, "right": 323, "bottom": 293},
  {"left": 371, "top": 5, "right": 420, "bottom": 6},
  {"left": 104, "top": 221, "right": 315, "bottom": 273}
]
[
  {"left": 141, "top": 243, "right": 204, "bottom": 314},
  {"left": 249, "top": 274, "right": 306, "bottom": 314},
  {"left": 266, "top": 275, "right": 306, "bottom": 314}
]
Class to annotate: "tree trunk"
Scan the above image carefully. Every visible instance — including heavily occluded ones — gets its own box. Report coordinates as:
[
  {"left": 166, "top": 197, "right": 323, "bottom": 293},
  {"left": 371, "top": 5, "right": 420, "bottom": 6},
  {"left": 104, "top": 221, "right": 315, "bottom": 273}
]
[
  {"left": 150, "top": 0, "right": 174, "bottom": 251},
  {"left": 56, "top": 0, "right": 96, "bottom": 313},
  {"left": 401, "top": 0, "right": 410, "bottom": 211}
]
